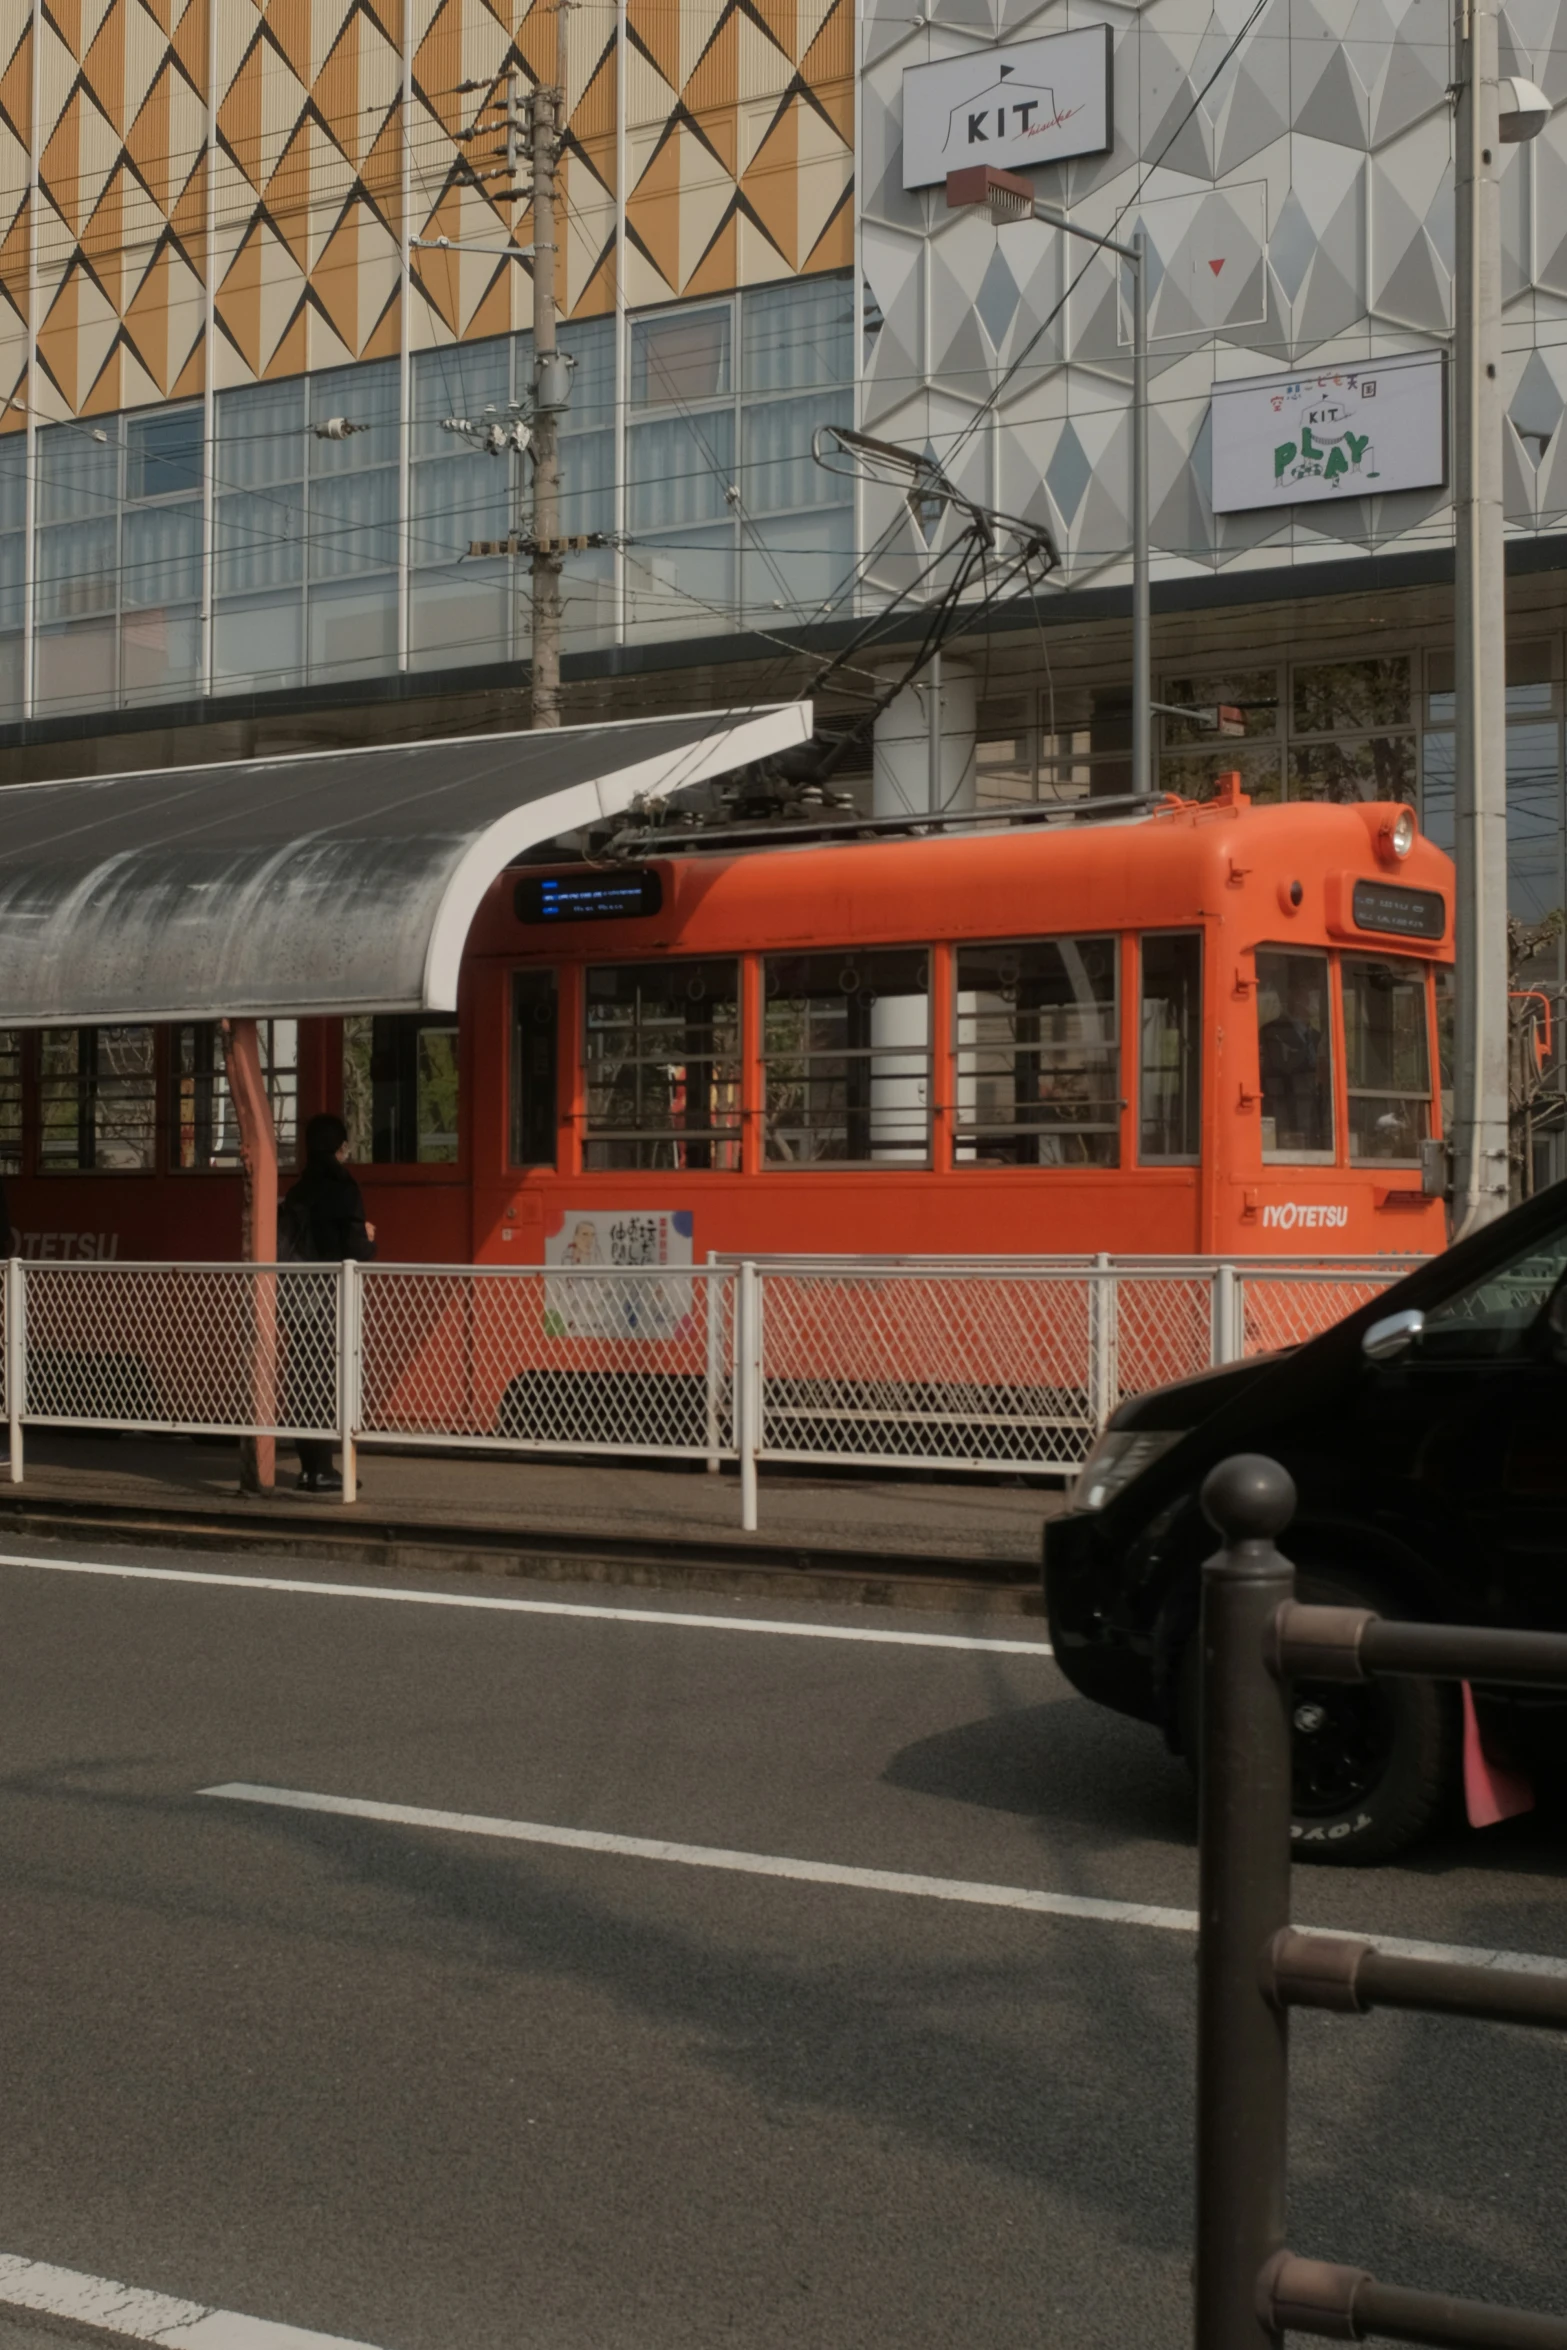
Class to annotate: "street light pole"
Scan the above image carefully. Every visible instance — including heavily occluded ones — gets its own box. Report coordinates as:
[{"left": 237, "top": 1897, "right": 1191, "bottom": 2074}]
[{"left": 946, "top": 166, "right": 1151, "bottom": 796}]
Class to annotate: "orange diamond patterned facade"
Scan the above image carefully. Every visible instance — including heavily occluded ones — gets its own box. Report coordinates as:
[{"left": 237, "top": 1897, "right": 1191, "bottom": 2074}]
[{"left": 0, "top": 0, "right": 853, "bottom": 421}]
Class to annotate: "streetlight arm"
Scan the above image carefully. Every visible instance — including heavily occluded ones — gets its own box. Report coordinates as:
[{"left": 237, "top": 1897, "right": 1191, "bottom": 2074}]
[{"left": 1028, "top": 203, "right": 1139, "bottom": 264}]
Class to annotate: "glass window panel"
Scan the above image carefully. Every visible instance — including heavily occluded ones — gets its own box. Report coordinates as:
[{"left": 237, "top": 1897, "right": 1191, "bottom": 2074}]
[
  {"left": 765, "top": 948, "right": 930, "bottom": 1166},
  {"left": 172, "top": 1021, "right": 298, "bottom": 1171},
  {"left": 1159, "top": 668, "right": 1279, "bottom": 746},
  {"left": 510, "top": 969, "right": 558, "bottom": 1167},
  {"left": 561, "top": 316, "right": 617, "bottom": 432},
  {"left": 409, "top": 450, "right": 509, "bottom": 566},
  {"left": 39, "top": 1026, "right": 155, "bottom": 1171},
  {"left": 122, "top": 501, "right": 202, "bottom": 608},
  {"left": 584, "top": 959, "right": 740, "bottom": 1170},
  {"left": 212, "top": 590, "right": 303, "bottom": 691},
  {"left": 952, "top": 938, "right": 1117, "bottom": 1168},
  {"left": 409, "top": 571, "right": 510, "bottom": 668},
  {"left": 0, "top": 530, "right": 25, "bottom": 631},
  {"left": 216, "top": 379, "right": 306, "bottom": 489},
  {"left": 628, "top": 410, "right": 735, "bottom": 531},
  {"left": 742, "top": 273, "right": 854, "bottom": 394},
  {"left": 0, "top": 633, "right": 23, "bottom": 717},
  {"left": 1499, "top": 720, "right": 1564, "bottom": 933},
  {"left": 1292, "top": 655, "right": 1411, "bottom": 734},
  {"left": 1256, "top": 949, "right": 1334, "bottom": 1161},
  {"left": 631, "top": 305, "right": 731, "bottom": 405},
  {"left": 411, "top": 337, "right": 512, "bottom": 459},
  {"left": 1419, "top": 1217, "right": 1567, "bottom": 1360},
  {"left": 122, "top": 606, "right": 199, "bottom": 701},
  {"left": 34, "top": 619, "right": 116, "bottom": 709},
  {"left": 1161, "top": 746, "right": 1282, "bottom": 802},
  {"left": 1288, "top": 735, "right": 1417, "bottom": 803},
  {"left": 308, "top": 359, "right": 399, "bottom": 472},
  {"left": 36, "top": 518, "right": 117, "bottom": 620},
  {"left": 344, "top": 1014, "right": 460, "bottom": 1164},
  {"left": 1140, "top": 932, "right": 1201, "bottom": 1161},
  {"left": 0, "top": 432, "right": 25, "bottom": 533},
  {"left": 308, "top": 467, "right": 399, "bottom": 577},
  {"left": 1343, "top": 955, "right": 1431, "bottom": 1164},
  {"left": 560, "top": 426, "right": 614, "bottom": 537},
  {"left": 740, "top": 506, "right": 852, "bottom": 622},
  {"left": 36, "top": 421, "right": 118, "bottom": 523},
  {"left": 740, "top": 389, "right": 851, "bottom": 515},
  {"left": 0, "top": 1027, "right": 20, "bottom": 1174},
  {"left": 126, "top": 406, "right": 203, "bottom": 501},
  {"left": 1428, "top": 640, "right": 1555, "bottom": 721},
  {"left": 215, "top": 487, "right": 306, "bottom": 594},
  {"left": 307, "top": 576, "right": 397, "bottom": 681},
  {"left": 625, "top": 524, "right": 735, "bottom": 641}
]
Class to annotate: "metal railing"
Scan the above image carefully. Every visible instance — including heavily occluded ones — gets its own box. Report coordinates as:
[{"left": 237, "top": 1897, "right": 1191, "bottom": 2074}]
[
  {"left": 0, "top": 1257, "right": 1411, "bottom": 1528},
  {"left": 1196, "top": 1453, "right": 1567, "bottom": 2350}
]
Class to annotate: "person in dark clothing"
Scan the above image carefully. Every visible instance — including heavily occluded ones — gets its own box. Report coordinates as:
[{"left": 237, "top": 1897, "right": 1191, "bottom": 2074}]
[{"left": 282, "top": 1111, "right": 376, "bottom": 1494}]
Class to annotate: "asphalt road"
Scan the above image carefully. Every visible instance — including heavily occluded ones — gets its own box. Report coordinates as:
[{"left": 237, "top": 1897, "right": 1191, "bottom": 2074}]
[{"left": 1, "top": 1536, "right": 1565, "bottom": 2350}]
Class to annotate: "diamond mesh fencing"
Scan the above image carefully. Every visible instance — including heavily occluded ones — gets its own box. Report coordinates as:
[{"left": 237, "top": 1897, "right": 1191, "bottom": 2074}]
[
  {"left": 21, "top": 1263, "right": 339, "bottom": 1435},
  {"left": 357, "top": 1264, "right": 737, "bottom": 1459},
  {"left": 1238, "top": 1272, "right": 1399, "bottom": 1358}
]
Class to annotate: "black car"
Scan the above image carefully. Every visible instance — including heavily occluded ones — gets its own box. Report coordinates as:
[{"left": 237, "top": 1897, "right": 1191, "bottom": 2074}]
[{"left": 1044, "top": 1175, "right": 1567, "bottom": 1862}]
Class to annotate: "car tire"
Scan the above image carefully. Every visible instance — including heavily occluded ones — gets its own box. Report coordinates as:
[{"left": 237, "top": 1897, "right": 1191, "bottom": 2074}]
[{"left": 1177, "top": 1566, "right": 1460, "bottom": 1866}]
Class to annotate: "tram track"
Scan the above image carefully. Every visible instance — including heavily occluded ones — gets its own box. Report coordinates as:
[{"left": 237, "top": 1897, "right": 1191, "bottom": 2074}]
[{"left": 0, "top": 1487, "right": 1041, "bottom": 1615}]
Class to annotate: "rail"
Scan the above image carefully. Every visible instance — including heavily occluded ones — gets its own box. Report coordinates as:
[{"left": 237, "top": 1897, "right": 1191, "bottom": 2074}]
[
  {"left": 1196, "top": 1454, "right": 1567, "bottom": 2350},
  {"left": 0, "top": 1258, "right": 1407, "bottom": 1529}
]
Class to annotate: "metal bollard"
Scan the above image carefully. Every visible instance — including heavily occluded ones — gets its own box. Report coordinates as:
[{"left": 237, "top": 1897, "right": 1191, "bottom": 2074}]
[{"left": 1194, "top": 1453, "right": 1299, "bottom": 2350}]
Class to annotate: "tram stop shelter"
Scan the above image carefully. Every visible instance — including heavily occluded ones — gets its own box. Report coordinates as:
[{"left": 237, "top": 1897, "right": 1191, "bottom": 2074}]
[{"left": 0, "top": 700, "right": 811, "bottom": 1485}]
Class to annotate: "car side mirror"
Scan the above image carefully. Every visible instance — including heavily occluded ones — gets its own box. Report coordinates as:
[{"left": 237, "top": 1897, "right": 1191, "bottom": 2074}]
[{"left": 1363, "top": 1307, "right": 1425, "bottom": 1363}]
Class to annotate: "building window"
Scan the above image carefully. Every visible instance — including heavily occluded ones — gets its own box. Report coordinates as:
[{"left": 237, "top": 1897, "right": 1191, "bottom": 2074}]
[
  {"left": 1140, "top": 933, "right": 1201, "bottom": 1162},
  {"left": 510, "top": 970, "right": 558, "bottom": 1167},
  {"left": 0, "top": 1028, "right": 20, "bottom": 1175},
  {"left": 953, "top": 939, "right": 1118, "bottom": 1168},
  {"left": 38, "top": 1027, "right": 156, "bottom": 1171},
  {"left": 764, "top": 948, "right": 929, "bottom": 1165},
  {"left": 172, "top": 1022, "right": 298, "bottom": 1171},
  {"left": 1158, "top": 657, "right": 1421, "bottom": 809},
  {"left": 1342, "top": 956, "right": 1430, "bottom": 1164},
  {"left": 584, "top": 960, "right": 741, "bottom": 1170},
  {"left": 1255, "top": 950, "right": 1334, "bottom": 1162},
  {"left": 343, "top": 1014, "right": 460, "bottom": 1165}
]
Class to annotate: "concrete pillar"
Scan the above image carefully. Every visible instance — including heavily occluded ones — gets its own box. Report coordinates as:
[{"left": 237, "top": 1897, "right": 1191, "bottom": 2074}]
[{"left": 872, "top": 657, "right": 977, "bottom": 818}]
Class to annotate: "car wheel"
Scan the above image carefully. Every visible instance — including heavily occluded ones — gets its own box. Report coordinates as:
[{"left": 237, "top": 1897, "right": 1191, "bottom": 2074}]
[{"left": 1178, "top": 1567, "right": 1459, "bottom": 1866}]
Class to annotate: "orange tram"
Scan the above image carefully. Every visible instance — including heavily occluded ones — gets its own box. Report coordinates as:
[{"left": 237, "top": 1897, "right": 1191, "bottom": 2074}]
[{"left": 6, "top": 780, "right": 1453, "bottom": 1267}]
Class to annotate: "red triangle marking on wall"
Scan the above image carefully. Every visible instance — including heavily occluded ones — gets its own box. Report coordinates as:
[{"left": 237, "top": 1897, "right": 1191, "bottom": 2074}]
[{"left": 1208, "top": 258, "right": 1225, "bottom": 274}]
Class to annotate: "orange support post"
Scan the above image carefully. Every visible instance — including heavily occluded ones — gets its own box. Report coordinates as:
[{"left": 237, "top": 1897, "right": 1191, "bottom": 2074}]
[{"left": 223, "top": 1017, "right": 278, "bottom": 1495}]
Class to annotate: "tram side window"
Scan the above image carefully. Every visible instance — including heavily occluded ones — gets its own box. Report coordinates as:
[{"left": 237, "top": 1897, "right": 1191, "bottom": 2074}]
[
  {"left": 1342, "top": 956, "right": 1430, "bottom": 1164},
  {"left": 39, "top": 1026, "right": 156, "bottom": 1171},
  {"left": 0, "top": 1029, "right": 19, "bottom": 1175},
  {"left": 763, "top": 949, "right": 929, "bottom": 1165},
  {"left": 1256, "top": 949, "right": 1334, "bottom": 1162},
  {"left": 510, "top": 971, "right": 558, "bottom": 1167},
  {"left": 172, "top": 1021, "right": 298, "bottom": 1170},
  {"left": 1140, "top": 933, "right": 1201, "bottom": 1162},
  {"left": 953, "top": 938, "right": 1118, "bottom": 1168},
  {"left": 343, "top": 1014, "right": 460, "bottom": 1164},
  {"left": 584, "top": 960, "right": 740, "bottom": 1170}
]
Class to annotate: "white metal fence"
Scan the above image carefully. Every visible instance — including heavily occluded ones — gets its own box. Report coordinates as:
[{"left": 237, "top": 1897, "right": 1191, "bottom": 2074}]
[{"left": 0, "top": 1253, "right": 1415, "bottom": 1529}]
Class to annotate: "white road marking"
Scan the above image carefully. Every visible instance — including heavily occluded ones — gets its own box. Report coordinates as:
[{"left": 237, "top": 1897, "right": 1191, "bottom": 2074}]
[
  {"left": 202, "top": 1782, "right": 1567, "bottom": 1976},
  {"left": 0, "top": 1551, "right": 1052, "bottom": 1655},
  {"left": 0, "top": 2251, "right": 383, "bottom": 2349}
]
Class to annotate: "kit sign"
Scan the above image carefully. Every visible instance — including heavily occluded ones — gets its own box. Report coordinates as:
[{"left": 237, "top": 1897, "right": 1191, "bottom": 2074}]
[
  {"left": 1210, "top": 351, "right": 1446, "bottom": 514},
  {"left": 901, "top": 27, "right": 1113, "bottom": 191}
]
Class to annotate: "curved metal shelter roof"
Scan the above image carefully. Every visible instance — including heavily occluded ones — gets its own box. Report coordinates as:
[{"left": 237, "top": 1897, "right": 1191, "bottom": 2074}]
[{"left": 0, "top": 704, "right": 811, "bottom": 1026}]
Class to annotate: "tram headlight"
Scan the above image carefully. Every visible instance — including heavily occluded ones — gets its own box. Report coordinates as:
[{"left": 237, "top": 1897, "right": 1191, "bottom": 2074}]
[
  {"left": 1072, "top": 1427, "right": 1183, "bottom": 1510},
  {"left": 1378, "top": 808, "right": 1416, "bottom": 863}
]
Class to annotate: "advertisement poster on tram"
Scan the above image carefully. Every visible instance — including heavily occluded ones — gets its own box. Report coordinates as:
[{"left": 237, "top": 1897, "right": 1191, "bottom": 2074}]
[{"left": 543, "top": 1209, "right": 697, "bottom": 1339}]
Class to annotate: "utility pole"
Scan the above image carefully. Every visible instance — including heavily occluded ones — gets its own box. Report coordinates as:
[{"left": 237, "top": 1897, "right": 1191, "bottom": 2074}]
[
  {"left": 524, "top": 0, "right": 573, "bottom": 730},
  {"left": 1450, "top": 0, "right": 1509, "bottom": 1234}
]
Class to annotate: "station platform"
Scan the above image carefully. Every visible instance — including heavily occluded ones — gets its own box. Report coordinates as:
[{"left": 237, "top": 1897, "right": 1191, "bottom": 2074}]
[{"left": 0, "top": 1432, "right": 1062, "bottom": 1611}]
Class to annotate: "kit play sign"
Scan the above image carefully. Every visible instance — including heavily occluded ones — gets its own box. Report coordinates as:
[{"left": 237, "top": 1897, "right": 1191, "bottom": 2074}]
[
  {"left": 1210, "top": 351, "right": 1446, "bottom": 514},
  {"left": 901, "top": 27, "right": 1113, "bottom": 190}
]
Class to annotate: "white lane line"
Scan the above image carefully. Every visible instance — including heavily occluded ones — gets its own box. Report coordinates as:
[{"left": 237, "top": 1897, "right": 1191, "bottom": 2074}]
[
  {"left": 0, "top": 2251, "right": 383, "bottom": 2349},
  {"left": 0, "top": 1551, "right": 1052, "bottom": 1656},
  {"left": 203, "top": 1782, "right": 1567, "bottom": 1975}
]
